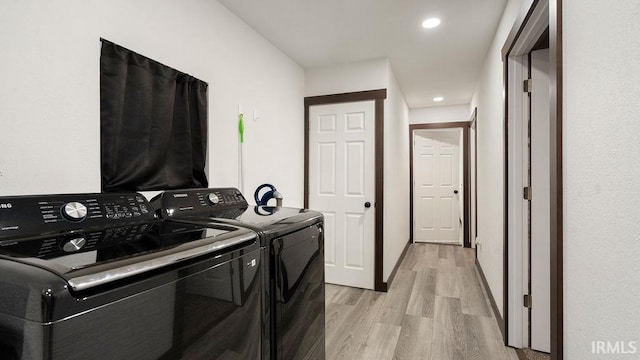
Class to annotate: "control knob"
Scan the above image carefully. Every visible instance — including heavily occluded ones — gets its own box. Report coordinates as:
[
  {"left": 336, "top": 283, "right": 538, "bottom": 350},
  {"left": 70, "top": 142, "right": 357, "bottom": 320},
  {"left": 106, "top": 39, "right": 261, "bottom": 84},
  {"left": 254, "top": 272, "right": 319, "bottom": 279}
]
[
  {"left": 62, "top": 202, "right": 88, "bottom": 221},
  {"left": 207, "top": 193, "right": 220, "bottom": 205},
  {"left": 62, "top": 236, "right": 87, "bottom": 253}
]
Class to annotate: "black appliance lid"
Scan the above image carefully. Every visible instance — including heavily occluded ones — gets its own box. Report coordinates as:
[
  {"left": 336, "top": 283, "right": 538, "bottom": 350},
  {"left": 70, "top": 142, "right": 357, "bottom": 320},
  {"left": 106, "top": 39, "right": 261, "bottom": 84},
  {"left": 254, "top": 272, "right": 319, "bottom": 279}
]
[
  {"left": 0, "top": 220, "right": 256, "bottom": 291},
  {"left": 151, "top": 188, "right": 323, "bottom": 238},
  {"left": 0, "top": 193, "right": 257, "bottom": 292}
]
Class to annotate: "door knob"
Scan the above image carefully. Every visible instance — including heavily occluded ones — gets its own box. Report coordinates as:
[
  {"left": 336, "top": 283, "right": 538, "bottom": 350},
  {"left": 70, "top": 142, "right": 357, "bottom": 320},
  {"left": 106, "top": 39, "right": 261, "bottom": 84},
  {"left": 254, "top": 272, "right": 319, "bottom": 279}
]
[
  {"left": 453, "top": 190, "right": 459, "bottom": 194},
  {"left": 364, "top": 202, "right": 371, "bottom": 208}
]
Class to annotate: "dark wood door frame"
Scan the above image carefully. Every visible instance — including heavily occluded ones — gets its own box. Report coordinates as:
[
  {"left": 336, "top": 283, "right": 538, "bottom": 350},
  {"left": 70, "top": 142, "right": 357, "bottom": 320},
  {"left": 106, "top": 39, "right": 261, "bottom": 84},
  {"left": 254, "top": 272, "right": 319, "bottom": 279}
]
[
  {"left": 409, "top": 121, "right": 471, "bottom": 248},
  {"left": 304, "top": 89, "right": 388, "bottom": 292},
  {"left": 502, "top": 0, "right": 563, "bottom": 358}
]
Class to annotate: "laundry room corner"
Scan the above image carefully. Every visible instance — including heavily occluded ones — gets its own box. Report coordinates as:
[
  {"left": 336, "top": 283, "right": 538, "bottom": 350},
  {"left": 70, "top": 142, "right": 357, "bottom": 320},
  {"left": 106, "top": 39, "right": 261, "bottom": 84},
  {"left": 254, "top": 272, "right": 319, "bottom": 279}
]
[{"left": 0, "top": 0, "right": 306, "bottom": 201}]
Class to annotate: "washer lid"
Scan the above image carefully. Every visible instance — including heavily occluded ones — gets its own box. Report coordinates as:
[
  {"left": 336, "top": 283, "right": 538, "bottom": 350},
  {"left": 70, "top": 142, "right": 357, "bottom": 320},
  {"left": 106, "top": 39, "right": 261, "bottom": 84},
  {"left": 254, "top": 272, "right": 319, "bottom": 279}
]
[{"left": 0, "top": 220, "right": 257, "bottom": 292}]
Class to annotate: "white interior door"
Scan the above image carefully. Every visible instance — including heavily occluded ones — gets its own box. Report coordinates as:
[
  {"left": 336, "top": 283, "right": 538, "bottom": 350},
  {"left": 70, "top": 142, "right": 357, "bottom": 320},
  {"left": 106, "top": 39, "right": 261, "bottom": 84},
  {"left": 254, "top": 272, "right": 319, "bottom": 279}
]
[
  {"left": 413, "top": 129, "right": 460, "bottom": 244},
  {"left": 309, "top": 101, "right": 375, "bottom": 289},
  {"left": 530, "top": 48, "right": 551, "bottom": 353}
]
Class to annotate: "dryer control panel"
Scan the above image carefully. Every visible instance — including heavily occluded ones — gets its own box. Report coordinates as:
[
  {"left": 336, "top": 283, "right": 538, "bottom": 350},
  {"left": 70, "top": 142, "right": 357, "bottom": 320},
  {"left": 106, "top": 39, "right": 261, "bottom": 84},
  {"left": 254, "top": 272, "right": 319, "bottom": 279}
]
[
  {"left": 152, "top": 188, "right": 248, "bottom": 219},
  {"left": 0, "top": 193, "right": 154, "bottom": 241}
]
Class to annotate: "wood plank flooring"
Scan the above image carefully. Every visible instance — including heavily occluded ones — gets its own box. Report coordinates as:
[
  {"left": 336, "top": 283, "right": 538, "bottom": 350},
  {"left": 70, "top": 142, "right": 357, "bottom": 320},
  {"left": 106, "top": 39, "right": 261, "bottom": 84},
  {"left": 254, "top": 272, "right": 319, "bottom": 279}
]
[{"left": 325, "top": 243, "right": 519, "bottom": 360}]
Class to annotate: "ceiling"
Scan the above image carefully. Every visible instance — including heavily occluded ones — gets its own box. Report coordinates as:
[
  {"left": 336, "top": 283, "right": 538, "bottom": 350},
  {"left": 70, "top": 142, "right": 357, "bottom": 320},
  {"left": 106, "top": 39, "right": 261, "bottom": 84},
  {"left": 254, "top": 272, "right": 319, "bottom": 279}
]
[{"left": 217, "top": 0, "right": 507, "bottom": 109}]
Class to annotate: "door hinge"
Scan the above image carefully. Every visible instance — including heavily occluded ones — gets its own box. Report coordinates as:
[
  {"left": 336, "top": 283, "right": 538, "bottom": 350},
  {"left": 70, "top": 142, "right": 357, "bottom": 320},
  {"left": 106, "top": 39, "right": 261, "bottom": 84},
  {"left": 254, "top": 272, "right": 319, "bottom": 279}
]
[
  {"left": 523, "top": 186, "right": 532, "bottom": 201},
  {"left": 523, "top": 79, "right": 532, "bottom": 93},
  {"left": 524, "top": 294, "right": 532, "bottom": 308}
]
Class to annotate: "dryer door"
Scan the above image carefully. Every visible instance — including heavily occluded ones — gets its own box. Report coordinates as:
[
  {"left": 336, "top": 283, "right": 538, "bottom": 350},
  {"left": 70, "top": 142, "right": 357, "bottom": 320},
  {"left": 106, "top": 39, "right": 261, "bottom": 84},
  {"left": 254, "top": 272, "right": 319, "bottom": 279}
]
[{"left": 272, "top": 224, "right": 325, "bottom": 360}]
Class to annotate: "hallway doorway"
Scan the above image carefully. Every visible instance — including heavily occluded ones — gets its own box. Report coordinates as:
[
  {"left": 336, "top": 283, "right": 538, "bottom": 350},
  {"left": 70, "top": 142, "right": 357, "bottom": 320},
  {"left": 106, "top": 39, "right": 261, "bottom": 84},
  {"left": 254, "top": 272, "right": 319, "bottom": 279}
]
[
  {"left": 409, "top": 120, "right": 472, "bottom": 248},
  {"left": 502, "top": 0, "right": 562, "bottom": 358}
]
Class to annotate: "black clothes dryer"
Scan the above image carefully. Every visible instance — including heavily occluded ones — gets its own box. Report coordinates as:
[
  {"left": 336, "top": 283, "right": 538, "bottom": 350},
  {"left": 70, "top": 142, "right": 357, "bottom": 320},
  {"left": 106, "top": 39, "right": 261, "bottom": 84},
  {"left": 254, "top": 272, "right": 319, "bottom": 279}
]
[
  {"left": 0, "top": 192, "right": 262, "bottom": 360},
  {"left": 152, "top": 188, "right": 325, "bottom": 360}
]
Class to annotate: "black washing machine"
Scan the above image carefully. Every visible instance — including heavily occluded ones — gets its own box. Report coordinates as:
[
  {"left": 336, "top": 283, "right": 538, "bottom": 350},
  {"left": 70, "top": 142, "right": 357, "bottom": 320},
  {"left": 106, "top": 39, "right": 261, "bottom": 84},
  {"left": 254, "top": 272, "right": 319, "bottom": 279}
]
[
  {"left": 151, "top": 188, "right": 325, "bottom": 360},
  {"left": 0, "top": 192, "right": 262, "bottom": 360}
]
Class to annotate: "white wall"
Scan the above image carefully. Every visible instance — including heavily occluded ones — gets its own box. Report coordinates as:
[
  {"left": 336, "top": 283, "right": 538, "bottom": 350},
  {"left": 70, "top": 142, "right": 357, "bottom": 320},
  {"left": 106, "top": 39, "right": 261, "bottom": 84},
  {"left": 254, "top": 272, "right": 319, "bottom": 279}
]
[
  {"left": 383, "top": 63, "right": 410, "bottom": 281},
  {"left": 469, "top": 0, "right": 524, "bottom": 317},
  {"left": 564, "top": 1, "right": 640, "bottom": 358},
  {"left": 305, "top": 59, "right": 410, "bottom": 282},
  {"left": 305, "top": 58, "right": 388, "bottom": 97},
  {"left": 409, "top": 104, "right": 470, "bottom": 124},
  {"left": 0, "top": 0, "right": 305, "bottom": 205}
]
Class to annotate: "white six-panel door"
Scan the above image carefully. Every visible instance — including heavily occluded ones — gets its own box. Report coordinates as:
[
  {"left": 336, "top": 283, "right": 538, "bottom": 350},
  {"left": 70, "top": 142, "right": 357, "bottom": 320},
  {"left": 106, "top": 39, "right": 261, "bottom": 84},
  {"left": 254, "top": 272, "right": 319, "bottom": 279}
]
[
  {"left": 413, "top": 129, "right": 460, "bottom": 243},
  {"left": 309, "top": 101, "right": 375, "bottom": 289}
]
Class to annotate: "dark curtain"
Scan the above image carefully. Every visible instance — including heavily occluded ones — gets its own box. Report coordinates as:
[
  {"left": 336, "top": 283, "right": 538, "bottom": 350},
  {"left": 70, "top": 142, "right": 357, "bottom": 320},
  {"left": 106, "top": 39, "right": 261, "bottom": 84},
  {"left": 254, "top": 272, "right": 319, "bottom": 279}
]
[{"left": 100, "top": 39, "right": 208, "bottom": 192}]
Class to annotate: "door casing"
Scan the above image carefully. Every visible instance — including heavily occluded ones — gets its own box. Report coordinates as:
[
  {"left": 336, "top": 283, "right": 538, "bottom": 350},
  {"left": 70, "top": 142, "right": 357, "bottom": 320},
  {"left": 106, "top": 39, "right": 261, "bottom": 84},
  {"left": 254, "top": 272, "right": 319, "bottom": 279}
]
[
  {"left": 412, "top": 128, "right": 462, "bottom": 244},
  {"left": 304, "top": 89, "right": 388, "bottom": 292}
]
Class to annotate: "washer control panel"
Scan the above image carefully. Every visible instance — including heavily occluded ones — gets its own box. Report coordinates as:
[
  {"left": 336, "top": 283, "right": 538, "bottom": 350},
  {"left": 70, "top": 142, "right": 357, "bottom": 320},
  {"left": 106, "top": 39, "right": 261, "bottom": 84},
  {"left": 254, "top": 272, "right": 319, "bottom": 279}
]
[
  {"left": 0, "top": 192, "right": 154, "bottom": 241},
  {"left": 152, "top": 188, "right": 248, "bottom": 218}
]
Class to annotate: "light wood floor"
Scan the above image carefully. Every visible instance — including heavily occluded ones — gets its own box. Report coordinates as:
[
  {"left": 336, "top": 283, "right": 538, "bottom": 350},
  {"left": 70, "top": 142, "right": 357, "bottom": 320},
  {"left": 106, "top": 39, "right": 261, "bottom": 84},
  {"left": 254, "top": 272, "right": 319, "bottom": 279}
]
[{"left": 325, "top": 243, "right": 519, "bottom": 360}]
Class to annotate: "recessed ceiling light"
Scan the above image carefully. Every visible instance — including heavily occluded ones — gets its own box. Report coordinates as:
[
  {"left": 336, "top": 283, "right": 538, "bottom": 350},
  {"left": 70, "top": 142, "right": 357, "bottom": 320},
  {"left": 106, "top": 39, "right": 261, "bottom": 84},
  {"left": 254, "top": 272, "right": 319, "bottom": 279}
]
[
  {"left": 422, "top": 18, "right": 441, "bottom": 29},
  {"left": 433, "top": 96, "right": 444, "bottom": 102}
]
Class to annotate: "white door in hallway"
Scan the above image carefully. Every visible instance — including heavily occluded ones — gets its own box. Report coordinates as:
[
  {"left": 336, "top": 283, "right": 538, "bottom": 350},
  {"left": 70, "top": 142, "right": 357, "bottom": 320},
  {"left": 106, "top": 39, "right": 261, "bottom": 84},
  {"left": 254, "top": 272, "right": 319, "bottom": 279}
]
[
  {"left": 309, "top": 101, "right": 375, "bottom": 289},
  {"left": 530, "top": 48, "right": 551, "bottom": 353},
  {"left": 413, "top": 130, "right": 460, "bottom": 244}
]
